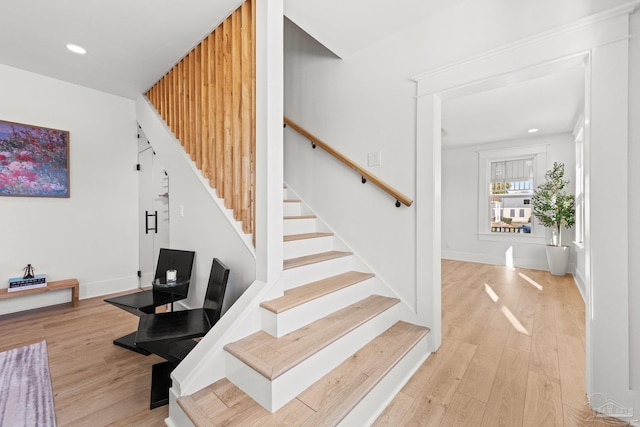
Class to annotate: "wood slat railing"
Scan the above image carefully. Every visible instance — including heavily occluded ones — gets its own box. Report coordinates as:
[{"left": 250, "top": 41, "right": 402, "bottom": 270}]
[
  {"left": 146, "top": 0, "right": 256, "bottom": 238},
  {"left": 283, "top": 117, "right": 414, "bottom": 207}
]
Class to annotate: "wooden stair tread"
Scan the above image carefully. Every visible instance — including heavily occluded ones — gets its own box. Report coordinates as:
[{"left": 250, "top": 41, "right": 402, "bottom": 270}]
[
  {"left": 224, "top": 295, "right": 399, "bottom": 380},
  {"left": 284, "top": 215, "right": 316, "bottom": 220},
  {"left": 297, "top": 321, "right": 430, "bottom": 426},
  {"left": 283, "top": 232, "right": 333, "bottom": 242},
  {"left": 179, "top": 322, "right": 429, "bottom": 426},
  {"left": 283, "top": 199, "right": 301, "bottom": 203},
  {"left": 283, "top": 251, "right": 351, "bottom": 270},
  {"left": 260, "top": 271, "right": 375, "bottom": 314}
]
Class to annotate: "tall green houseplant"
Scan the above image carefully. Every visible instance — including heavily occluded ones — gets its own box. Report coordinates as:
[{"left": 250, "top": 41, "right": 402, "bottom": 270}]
[{"left": 532, "top": 162, "right": 576, "bottom": 246}]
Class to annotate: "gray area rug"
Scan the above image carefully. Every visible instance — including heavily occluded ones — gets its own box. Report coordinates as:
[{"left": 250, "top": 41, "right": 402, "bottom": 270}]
[{"left": 0, "top": 340, "right": 56, "bottom": 427}]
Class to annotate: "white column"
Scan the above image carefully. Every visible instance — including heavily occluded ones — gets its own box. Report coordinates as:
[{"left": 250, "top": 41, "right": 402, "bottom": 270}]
[
  {"left": 255, "top": 0, "right": 284, "bottom": 285},
  {"left": 416, "top": 92, "right": 442, "bottom": 351},
  {"left": 587, "top": 36, "right": 630, "bottom": 408}
]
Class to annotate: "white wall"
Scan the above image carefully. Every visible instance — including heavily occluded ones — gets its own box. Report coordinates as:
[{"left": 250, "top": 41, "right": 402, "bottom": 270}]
[
  {"left": 284, "top": 18, "right": 418, "bottom": 310},
  {"left": 442, "top": 134, "right": 576, "bottom": 270},
  {"left": 0, "top": 65, "right": 138, "bottom": 314},
  {"left": 136, "top": 98, "right": 256, "bottom": 314}
]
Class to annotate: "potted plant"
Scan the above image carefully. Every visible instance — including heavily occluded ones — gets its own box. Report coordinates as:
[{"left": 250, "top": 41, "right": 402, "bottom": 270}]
[{"left": 532, "top": 162, "right": 576, "bottom": 276}]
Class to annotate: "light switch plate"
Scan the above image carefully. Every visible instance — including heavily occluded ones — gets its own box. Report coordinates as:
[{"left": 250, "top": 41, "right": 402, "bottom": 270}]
[{"left": 367, "top": 151, "right": 381, "bottom": 167}]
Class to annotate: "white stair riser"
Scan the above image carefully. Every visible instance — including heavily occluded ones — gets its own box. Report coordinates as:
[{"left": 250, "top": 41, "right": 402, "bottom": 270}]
[
  {"left": 227, "top": 303, "right": 401, "bottom": 413},
  {"left": 339, "top": 335, "right": 430, "bottom": 427},
  {"left": 283, "top": 218, "right": 317, "bottom": 235},
  {"left": 282, "top": 256, "right": 353, "bottom": 290},
  {"left": 167, "top": 390, "right": 196, "bottom": 427},
  {"left": 261, "top": 278, "right": 375, "bottom": 337},
  {"left": 225, "top": 354, "right": 275, "bottom": 412},
  {"left": 283, "top": 201, "right": 301, "bottom": 217},
  {"left": 283, "top": 236, "right": 334, "bottom": 259}
]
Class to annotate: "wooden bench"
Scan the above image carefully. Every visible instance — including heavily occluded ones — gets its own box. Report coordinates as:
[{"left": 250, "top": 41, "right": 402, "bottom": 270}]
[{"left": 0, "top": 278, "right": 79, "bottom": 307}]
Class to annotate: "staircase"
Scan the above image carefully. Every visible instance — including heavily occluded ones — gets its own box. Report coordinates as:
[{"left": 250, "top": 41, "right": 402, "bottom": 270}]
[{"left": 176, "top": 188, "right": 430, "bottom": 426}]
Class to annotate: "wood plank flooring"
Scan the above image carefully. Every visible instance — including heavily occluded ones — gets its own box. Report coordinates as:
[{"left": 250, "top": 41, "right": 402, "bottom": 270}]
[
  {"left": 0, "top": 261, "right": 625, "bottom": 426},
  {"left": 0, "top": 290, "right": 169, "bottom": 426},
  {"left": 375, "top": 260, "right": 627, "bottom": 427}
]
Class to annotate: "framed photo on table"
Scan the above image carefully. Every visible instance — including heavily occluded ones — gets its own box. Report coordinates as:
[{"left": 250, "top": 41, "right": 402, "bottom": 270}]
[{"left": 0, "top": 119, "right": 70, "bottom": 198}]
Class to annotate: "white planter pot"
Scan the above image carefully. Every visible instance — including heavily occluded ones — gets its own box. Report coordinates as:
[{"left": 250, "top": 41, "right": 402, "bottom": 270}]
[{"left": 546, "top": 245, "right": 571, "bottom": 276}]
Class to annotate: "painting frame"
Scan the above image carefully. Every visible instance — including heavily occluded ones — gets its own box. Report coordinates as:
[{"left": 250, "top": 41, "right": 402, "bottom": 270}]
[{"left": 0, "top": 119, "right": 70, "bottom": 198}]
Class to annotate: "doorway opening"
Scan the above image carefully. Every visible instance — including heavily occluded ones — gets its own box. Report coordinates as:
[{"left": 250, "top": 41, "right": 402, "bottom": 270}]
[{"left": 138, "top": 126, "right": 170, "bottom": 286}]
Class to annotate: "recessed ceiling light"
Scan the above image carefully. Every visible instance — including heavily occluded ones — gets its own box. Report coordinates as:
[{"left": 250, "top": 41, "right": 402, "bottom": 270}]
[
  {"left": 528, "top": 128, "right": 539, "bottom": 133},
  {"left": 66, "top": 44, "right": 87, "bottom": 55}
]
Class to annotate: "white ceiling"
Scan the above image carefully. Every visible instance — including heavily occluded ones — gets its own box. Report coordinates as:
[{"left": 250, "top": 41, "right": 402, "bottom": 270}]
[
  {"left": 0, "top": 0, "right": 584, "bottom": 146},
  {"left": 0, "top": 0, "right": 458, "bottom": 100},
  {"left": 284, "top": 0, "right": 462, "bottom": 59},
  {"left": 442, "top": 67, "right": 585, "bottom": 148},
  {"left": 0, "top": 0, "right": 242, "bottom": 99}
]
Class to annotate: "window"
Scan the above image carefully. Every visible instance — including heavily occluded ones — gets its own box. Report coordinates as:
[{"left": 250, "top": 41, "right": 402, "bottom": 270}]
[
  {"left": 489, "top": 159, "right": 533, "bottom": 234},
  {"left": 478, "top": 145, "right": 547, "bottom": 242}
]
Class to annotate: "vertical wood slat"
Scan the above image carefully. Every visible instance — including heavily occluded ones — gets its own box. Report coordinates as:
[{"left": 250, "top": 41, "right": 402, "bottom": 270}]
[
  {"left": 156, "top": 75, "right": 164, "bottom": 117},
  {"left": 241, "top": 0, "right": 252, "bottom": 234},
  {"left": 184, "top": 53, "right": 190, "bottom": 151},
  {"left": 163, "top": 73, "right": 168, "bottom": 125},
  {"left": 207, "top": 32, "right": 216, "bottom": 188},
  {"left": 184, "top": 54, "right": 189, "bottom": 148},
  {"left": 215, "top": 26, "right": 225, "bottom": 200},
  {"left": 189, "top": 51, "right": 196, "bottom": 159},
  {"left": 194, "top": 44, "right": 202, "bottom": 168},
  {"left": 177, "top": 60, "right": 184, "bottom": 146},
  {"left": 200, "top": 40, "right": 209, "bottom": 179},
  {"left": 192, "top": 50, "right": 198, "bottom": 164},
  {"left": 223, "top": 18, "right": 233, "bottom": 210},
  {"left": 167, "top": 69, "right": 174, "bottom": 133},
  {"left": 145, "top": 0, "right": 255, "bottom": 238},
  {"left": 232, "top": 10, "right": 242, "bottom": 220}
]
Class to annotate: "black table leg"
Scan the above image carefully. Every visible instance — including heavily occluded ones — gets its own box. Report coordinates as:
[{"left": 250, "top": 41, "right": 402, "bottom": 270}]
[{"left": 150, "top": 361, "right": 175, "bottom": 409}]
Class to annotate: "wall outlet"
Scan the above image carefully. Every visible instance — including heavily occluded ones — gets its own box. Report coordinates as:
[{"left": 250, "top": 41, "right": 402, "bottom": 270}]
[
  {"left": 180, "top": 205, "right": 184, "bottom": 217},
  {"left": 367, "top": 151, "right": 382, "bottom": 167}
]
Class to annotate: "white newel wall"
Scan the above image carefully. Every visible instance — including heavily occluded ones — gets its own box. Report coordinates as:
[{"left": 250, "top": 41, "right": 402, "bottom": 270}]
[{"left": 0, "top": 65, "right": 138, "bottom": 313}]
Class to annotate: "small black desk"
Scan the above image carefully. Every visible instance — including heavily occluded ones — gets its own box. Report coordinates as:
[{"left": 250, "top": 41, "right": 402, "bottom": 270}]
[
  {"left": 151, "top": 277, "right": 190, "bottom": 312},
  {"left": 104, "top": 279, "right": 190, "bottom": 355}
]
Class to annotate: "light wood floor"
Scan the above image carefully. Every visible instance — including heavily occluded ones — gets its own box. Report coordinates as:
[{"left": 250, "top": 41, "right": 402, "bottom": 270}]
[
  {"left": 0, "top": 261, "right": 626, "bottom": 426},
  {"left": 0, "top": 290, "right": 169, "bottom": 426},
  {"left": 375, "top": 260, "right": 627, "bottom": 427}
]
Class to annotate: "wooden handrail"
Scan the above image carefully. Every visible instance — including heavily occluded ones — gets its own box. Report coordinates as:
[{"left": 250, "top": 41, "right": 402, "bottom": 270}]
[{"left": 284, "top": 117, "right": 413, "bottom": 207}]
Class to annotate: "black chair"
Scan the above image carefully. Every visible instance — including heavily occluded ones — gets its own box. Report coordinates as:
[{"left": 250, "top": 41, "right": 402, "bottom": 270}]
[
  {"left": 134, "top": 258, "right": 230, "bottom": 408},
  {"left": 104, "top": 248, "right": 196, "bottom": 354}
]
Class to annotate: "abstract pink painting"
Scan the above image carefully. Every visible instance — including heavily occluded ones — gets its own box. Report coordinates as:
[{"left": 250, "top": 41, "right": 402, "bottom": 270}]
[{"left": 0, "top": 120, "right": 69, "bottom": 197}]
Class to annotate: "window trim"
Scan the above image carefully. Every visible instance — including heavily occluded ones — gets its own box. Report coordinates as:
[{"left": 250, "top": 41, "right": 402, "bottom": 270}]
[{"left": 477, "top": 145, "right": 547, "bottom": 244}]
